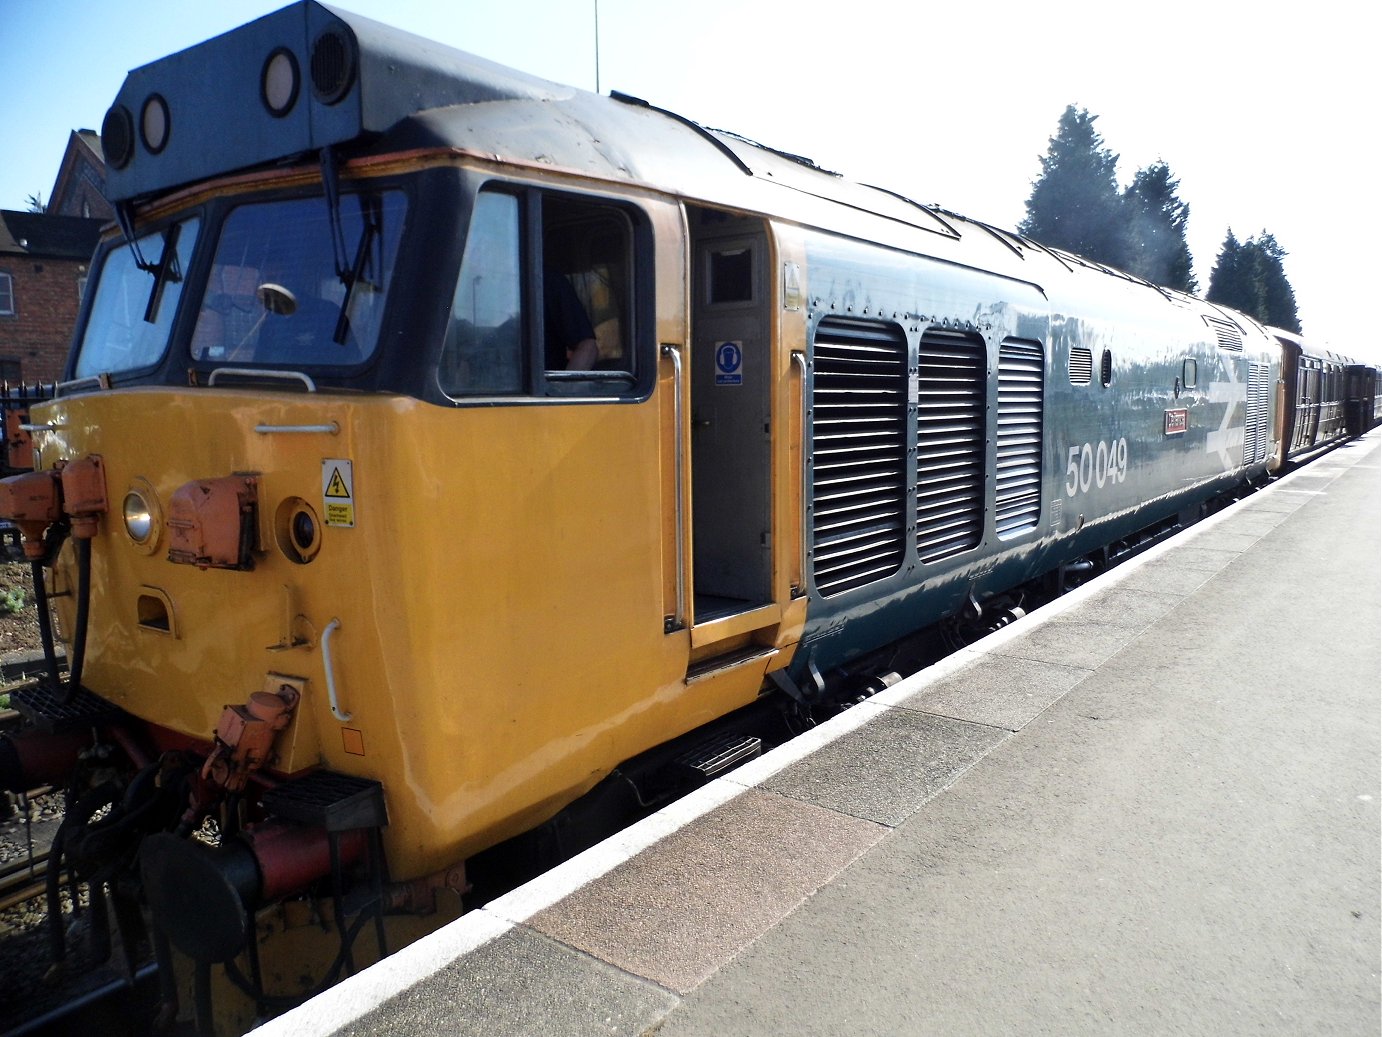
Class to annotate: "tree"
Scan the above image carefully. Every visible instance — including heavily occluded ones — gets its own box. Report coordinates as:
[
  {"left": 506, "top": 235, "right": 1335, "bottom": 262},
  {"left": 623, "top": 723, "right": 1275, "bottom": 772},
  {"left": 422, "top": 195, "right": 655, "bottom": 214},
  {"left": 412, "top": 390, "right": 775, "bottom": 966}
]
[
  {"left": 1121, "top": 161, "right": 1197, "bottom": 293},
  {"left": 1252, "top": 233, "right": 1301, "bottom": 333},
  {"left": 1206, "top": 229, "right": 1302, "bottom": 333},
  {"left": 24, "top": 192, "right": 45, "bottom": 214},
  {"left": 1019, "top": 105, "right": 1127, "bottom": 268},
  {"left": 1206, "top": 231, "right": 1258, "bottom": 314}
]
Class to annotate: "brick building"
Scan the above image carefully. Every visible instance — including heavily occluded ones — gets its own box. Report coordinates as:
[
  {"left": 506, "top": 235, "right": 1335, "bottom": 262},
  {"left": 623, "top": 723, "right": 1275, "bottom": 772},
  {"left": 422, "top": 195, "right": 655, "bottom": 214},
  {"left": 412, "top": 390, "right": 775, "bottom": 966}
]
[
  {"left": 48, "top": 130, "right": 114, "bottom": 223},
  {"left": 0, "top": 131, "right": 109, "bottom": 383},
  {"left": 0, "top": 210, "right": 103, "bottom": 383}
]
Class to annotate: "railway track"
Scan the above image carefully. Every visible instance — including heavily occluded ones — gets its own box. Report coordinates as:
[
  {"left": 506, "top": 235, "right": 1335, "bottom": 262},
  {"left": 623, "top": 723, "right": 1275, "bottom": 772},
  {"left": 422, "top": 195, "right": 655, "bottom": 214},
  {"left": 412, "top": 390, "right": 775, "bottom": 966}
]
[
  {"left": 0, "top": 776, "right": 160, "bottom": 1037},
  {"left": 1, "top": 653, "right": 149, "bottom": 1037},
  {"left": 0, "top": 820, "right": 53, "bottom": 910}
]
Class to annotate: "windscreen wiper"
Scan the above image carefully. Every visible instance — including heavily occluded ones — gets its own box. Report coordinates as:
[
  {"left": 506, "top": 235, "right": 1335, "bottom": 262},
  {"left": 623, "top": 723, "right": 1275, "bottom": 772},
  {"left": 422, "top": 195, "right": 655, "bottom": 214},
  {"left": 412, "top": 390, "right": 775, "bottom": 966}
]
[
  {"left": 114, "top": 201, "right": 182, "bottom": 324},
  {"left": 140, "top": 222, "right": 184, "bottom": 324},
  {"left": 332, "top": 195, "right": 381, "bottom": 346}
]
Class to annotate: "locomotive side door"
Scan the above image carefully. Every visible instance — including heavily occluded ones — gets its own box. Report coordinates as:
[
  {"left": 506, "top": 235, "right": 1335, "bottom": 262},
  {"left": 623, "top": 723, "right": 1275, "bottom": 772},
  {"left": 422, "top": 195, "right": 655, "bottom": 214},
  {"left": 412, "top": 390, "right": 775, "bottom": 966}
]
[{"left": 687, "top": 209, "right": 774, "bottom": 632}]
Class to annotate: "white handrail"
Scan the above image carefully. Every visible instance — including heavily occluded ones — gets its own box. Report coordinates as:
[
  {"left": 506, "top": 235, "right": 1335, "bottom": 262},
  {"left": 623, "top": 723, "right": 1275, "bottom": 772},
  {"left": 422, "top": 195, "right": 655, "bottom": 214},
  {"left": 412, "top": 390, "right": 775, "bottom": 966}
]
[
  {"left": 321, "top": 617, "right": 352, "bottom": 722},
  {"left": 208, "top": 367, "right": 317, "bottom": 391}
]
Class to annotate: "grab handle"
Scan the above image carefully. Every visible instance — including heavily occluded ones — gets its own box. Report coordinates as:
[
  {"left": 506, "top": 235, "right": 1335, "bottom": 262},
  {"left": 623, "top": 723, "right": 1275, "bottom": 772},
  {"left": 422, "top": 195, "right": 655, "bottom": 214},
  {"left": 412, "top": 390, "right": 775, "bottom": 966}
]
[
  {"left": 321, "top": 617, "right": 352, "bottom": 722},
  {"left": 793, "top": 350, "right": 810, "bottom": 596},
  {"left": 662, "top": 344, "right": 686, "bottom": 631}
]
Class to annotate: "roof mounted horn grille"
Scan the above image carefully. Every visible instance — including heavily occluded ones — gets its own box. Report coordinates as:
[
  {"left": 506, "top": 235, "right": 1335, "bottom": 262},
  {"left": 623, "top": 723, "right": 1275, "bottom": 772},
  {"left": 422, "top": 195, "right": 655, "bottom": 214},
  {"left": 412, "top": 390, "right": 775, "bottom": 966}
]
[{"left": 310, "top": 26, "right": 356, "bottom": 104}]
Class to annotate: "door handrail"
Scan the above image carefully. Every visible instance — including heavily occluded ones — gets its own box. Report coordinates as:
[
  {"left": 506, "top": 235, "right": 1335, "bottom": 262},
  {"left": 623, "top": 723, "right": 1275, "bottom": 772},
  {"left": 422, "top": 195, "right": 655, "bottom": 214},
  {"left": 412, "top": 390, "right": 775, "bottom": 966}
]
[
  {"left": 662, "top": 344, "right": 686, "bottom": 631},
  {"left": 792, "top": 350, "right": 809, "bottom": 597}
]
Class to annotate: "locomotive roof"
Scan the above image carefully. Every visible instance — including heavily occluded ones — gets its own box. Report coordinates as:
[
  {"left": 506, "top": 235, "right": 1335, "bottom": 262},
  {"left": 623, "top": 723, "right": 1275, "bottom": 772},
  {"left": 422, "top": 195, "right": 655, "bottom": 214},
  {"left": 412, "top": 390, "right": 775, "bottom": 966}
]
[
  {"left": 101, "top": 1, "right": 565, "bottom": 206},
  {"left": 102, "top": 0, "right": 1239, "bottom": 334},
  {"left": 102, "top": 0, "right": 970, "bottom": 246}
]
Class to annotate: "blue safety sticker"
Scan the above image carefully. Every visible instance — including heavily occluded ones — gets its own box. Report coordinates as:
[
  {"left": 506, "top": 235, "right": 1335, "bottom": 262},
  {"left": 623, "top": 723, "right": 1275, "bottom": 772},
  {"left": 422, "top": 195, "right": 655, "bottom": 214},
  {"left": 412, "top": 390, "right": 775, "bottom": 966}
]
[{"left": 715, "top": 341, "right": 744, "bottom": 386}]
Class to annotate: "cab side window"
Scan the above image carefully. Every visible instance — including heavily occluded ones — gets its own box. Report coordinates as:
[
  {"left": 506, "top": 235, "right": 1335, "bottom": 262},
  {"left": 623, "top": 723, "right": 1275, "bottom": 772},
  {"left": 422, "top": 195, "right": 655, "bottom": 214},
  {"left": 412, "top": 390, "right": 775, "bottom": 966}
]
[
  {"left": 543, "top": 194, "right": 632, "bottom": 378},
  {"left": 441, "top": 187, "right": 641, "bottom": 399},
  {"left": 441, "top": 192, "right": 523, "bottom": 394}
]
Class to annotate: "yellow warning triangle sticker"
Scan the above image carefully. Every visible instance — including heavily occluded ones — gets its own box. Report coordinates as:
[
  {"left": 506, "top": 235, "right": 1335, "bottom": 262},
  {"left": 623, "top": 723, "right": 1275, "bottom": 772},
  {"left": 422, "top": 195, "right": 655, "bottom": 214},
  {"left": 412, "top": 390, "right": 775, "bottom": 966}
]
[{"left": 324, "top": 468, "right": 351, "bottom": 498}]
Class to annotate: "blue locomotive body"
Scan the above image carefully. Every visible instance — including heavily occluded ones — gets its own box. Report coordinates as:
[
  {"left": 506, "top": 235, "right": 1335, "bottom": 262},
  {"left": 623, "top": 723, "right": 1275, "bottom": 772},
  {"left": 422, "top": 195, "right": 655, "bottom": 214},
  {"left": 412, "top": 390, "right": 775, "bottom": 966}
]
[{"left": 791, "top": 224, "right": 1276, "bottom": 679}]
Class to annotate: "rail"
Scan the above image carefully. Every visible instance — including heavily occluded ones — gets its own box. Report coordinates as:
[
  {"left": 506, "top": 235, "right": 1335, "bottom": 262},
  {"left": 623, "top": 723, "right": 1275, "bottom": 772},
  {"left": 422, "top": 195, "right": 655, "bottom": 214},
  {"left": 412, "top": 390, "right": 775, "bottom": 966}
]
[
  {"left": 792, "top": 350, "right": 809, "bottom": 596},
  {"left": 320, "top": 617, "right": 352, "bottom": 722},
  {"left": 255, "top": 422, "right": 340, "bottom": 435},
  {"left": 662, "top": 344, "right": 685, "bottom": 631},
  {"left": 207, "top": 368, "right": 318, "bottom": 391}
]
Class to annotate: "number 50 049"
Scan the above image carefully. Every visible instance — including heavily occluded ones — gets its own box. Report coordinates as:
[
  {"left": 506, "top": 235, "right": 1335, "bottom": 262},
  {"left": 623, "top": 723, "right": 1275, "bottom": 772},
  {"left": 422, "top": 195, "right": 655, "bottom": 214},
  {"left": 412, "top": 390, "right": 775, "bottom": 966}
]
[{"left": 1065, "top": 437, "right": 1128, "bottom": 497}]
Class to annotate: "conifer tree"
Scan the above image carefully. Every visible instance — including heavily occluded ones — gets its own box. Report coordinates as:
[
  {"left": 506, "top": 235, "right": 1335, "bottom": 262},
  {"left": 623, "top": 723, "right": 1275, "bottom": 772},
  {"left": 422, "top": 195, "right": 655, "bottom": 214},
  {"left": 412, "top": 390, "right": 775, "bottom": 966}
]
[
  {"left": 1206, "top": 230, "right": 1302, "bottom": 333},
  {"left": 1252, "top": 233, "right": 1301, "bottom": 333},
  {"left": 1122, "top": 161, "right": 1197, "bottom": 293},
  {"left": 1019, "top": 106, "right": 1127, "bottom": 268},
  {"left": 1206, "top": 231, "right": 1258, "bottom": 314}
]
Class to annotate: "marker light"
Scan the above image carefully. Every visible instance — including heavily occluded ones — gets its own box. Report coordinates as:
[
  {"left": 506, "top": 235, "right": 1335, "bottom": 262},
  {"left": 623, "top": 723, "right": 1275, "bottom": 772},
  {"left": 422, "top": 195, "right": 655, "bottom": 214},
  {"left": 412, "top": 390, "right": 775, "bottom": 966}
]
[
  {"left": 261, "top": 48, "right": 300, "bottom": 117},
  {"left": 275, "top": 498, "right": 321, "bottom": 564},
  {"left": 292, "top": 508, "right": 318, "bottom": 556},
  {"left": 141, "top": 94, "right": 170, "bottom": 154}
]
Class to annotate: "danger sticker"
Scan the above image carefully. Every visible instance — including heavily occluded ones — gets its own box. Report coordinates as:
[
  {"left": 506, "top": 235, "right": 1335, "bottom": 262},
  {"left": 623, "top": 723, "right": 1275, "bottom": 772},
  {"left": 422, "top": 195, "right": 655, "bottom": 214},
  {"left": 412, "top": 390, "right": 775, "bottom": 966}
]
[
  {"left": 1164, "top": 409, "right": 1189, "bottom": 436},
  {"left": 322, "top": 459, "right": 355, "bottom": 527}
]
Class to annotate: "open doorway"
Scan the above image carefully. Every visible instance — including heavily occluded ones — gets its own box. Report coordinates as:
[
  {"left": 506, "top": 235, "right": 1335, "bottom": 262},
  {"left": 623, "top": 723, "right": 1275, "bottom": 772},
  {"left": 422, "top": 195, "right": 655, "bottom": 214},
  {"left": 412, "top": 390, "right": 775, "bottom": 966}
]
[{"left": 687, "top": 206, "right": 773, "bottom": 625}]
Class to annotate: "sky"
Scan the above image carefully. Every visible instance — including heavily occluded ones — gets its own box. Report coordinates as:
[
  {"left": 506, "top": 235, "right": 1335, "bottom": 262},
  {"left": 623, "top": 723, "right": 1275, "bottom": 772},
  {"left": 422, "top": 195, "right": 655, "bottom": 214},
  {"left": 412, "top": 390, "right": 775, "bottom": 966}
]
[{"left": 2, "top": 0, "right": 1375, "bottom": 360}]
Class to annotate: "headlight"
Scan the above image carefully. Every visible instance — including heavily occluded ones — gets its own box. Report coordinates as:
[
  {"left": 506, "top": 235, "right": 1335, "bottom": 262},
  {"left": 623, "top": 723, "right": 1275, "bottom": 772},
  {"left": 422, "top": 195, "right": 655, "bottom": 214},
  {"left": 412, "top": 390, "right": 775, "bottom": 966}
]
[{"left": 123, "top": 490, "right": 154, "bottom": 543}]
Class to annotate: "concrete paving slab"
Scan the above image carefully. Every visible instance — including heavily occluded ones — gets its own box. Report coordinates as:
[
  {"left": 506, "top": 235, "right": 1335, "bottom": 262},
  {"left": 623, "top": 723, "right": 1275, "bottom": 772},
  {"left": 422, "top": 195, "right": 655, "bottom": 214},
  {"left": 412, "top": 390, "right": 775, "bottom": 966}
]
[
  {"left": 1237, "top": 491, "right": 1308, "bottom": 513},
  {"left": 760, "top": 708, "right": 1008, "bottom": 826},
  {"left": 334, "top": 925, "right": 677, "bottom": 1037},
  {"left": 526, "top": 787, "right": 886, "bottom": 993},
  {"left": 1061, "top": 586, "right": 1185, "bottom": 630},
  {"left": 1186, "top": 527, "right": 1263, "bottom": 553},
  {"left": 1113, "top": 558, "right": 1213, "bottom": 597},
  {"left": 988, "top": 615, "right": 1137, "bottom": 669},
  {"left": 897, "top": 653, "right": 1091, "bottom": 731},
  {"left": 1210, "top": 509, "right": 1293, "bottom": 537},
  {"left": 1161, "top": 545, "right": 1241, "bottom": 572}
]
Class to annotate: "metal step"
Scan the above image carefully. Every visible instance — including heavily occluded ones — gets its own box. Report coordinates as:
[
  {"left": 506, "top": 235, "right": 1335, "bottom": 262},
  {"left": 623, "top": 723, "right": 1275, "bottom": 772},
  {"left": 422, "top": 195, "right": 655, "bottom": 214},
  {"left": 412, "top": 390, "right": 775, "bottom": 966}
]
[
  {"left": 685, "top": 645, "right": 778, "bottom": 683},
  {"left": 10, "top": 680, "right": 120, "bottom": 733},
  {"left": 262, "top": 770, "right": 387, "bottom": 832},
  {"left": 676, "top": 732, "right": 762, "bottom": 780}
]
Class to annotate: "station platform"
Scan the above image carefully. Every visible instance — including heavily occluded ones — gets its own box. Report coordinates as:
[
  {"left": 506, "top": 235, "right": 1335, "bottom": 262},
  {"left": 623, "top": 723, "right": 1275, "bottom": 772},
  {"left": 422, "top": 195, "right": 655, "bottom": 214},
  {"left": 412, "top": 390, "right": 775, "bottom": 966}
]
[{"left": 257, "top": 432, "right": 1380, "bottom": 1037}]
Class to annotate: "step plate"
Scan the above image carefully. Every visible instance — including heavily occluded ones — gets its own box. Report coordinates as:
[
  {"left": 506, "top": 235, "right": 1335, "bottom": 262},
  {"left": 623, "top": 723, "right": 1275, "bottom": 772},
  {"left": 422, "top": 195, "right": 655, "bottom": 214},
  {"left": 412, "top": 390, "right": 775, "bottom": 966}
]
[
  {"left": 10, "top": 680, "right": 120, "bottom": 733},
  {"left": 677, "top": 733, "right": 763, "bottom": 780}
]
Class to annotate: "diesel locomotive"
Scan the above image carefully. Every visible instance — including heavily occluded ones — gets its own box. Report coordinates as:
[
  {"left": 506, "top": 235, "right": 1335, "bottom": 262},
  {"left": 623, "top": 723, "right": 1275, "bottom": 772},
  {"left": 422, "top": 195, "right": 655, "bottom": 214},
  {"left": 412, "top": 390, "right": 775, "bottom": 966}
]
[{"left": 0, "top": 3, "right": 1376, "bottom": 1032}]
